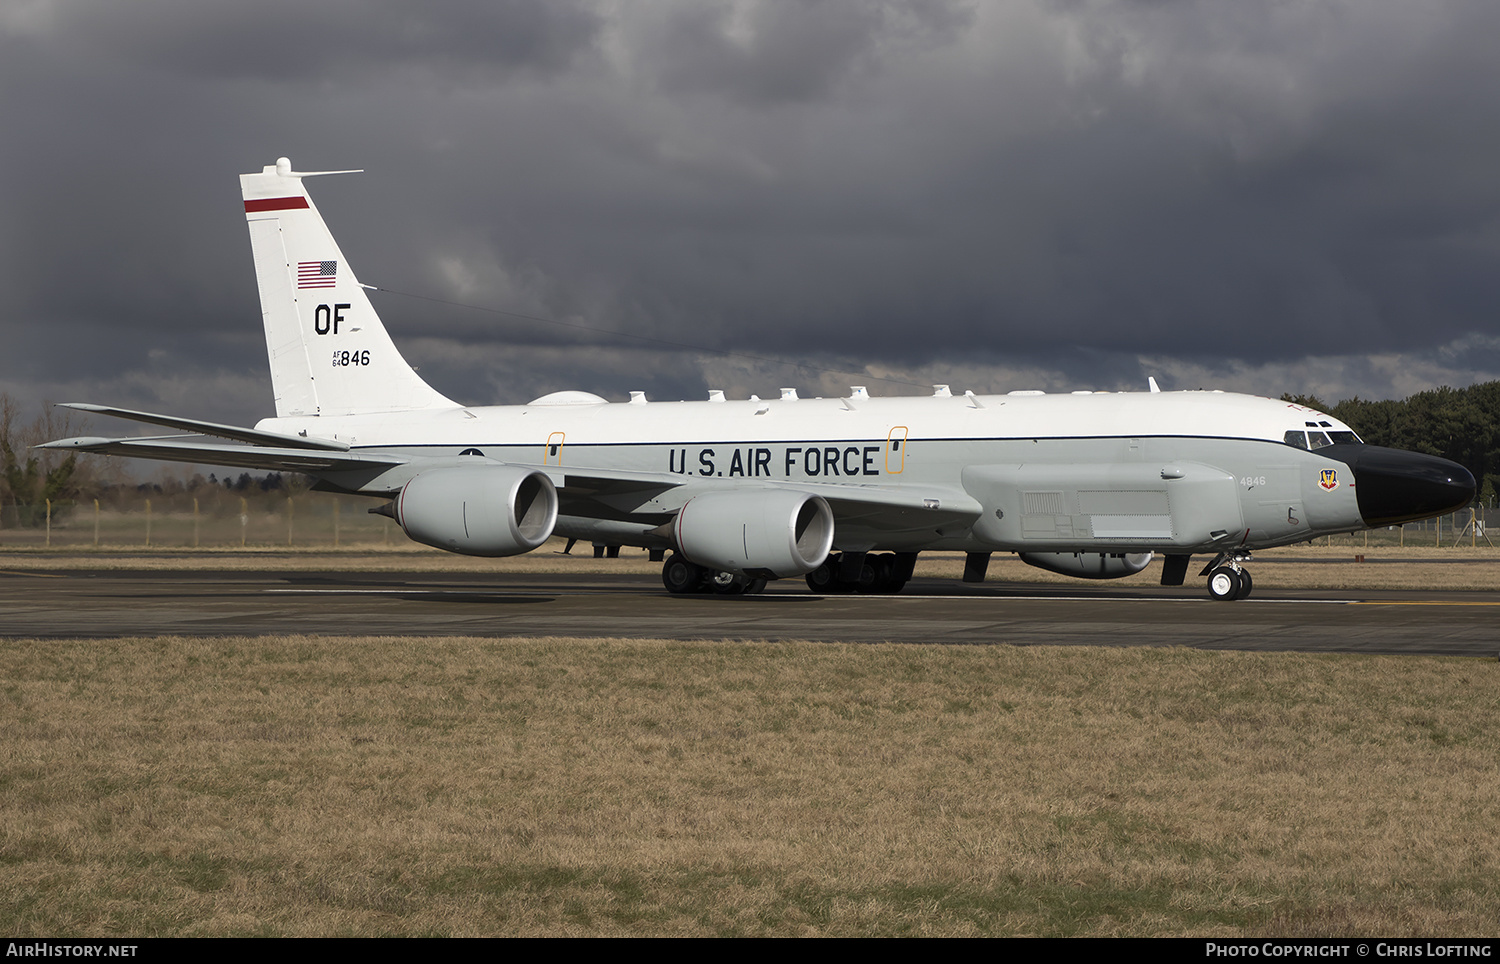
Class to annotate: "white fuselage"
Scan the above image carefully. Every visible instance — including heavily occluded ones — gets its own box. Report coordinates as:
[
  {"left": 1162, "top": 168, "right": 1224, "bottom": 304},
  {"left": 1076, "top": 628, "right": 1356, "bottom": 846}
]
[{"left": 259, "top": 388, "right": 1367, "bottom": 555}]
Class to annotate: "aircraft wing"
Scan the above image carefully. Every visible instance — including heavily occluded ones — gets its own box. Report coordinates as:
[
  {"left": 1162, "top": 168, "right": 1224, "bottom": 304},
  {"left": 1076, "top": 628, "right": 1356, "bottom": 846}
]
[
  {"left": 555, "top": 468, "right": 980, "bottom": 538},
  {"left": 556, "top": 469, "right": 686, "bottom": 513},
  {"left": 38, "top": 435, "right": 406, "bottom": 473},
  {"left": 46, "top": 400, "right": 978, "bottom": 539},
  {"left": 790, "top": 482, "right": 982, "bottom": 539}
]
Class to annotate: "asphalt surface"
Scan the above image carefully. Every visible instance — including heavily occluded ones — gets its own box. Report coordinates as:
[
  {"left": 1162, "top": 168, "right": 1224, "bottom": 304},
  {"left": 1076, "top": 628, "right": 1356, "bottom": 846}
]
[{"left": 2, "top": 568, "right": 1498, "bottom": 656}]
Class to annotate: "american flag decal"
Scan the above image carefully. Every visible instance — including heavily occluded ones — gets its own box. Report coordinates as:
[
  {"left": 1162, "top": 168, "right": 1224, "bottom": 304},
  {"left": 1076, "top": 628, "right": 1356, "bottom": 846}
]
[{"left": 297, "top": 261, "right": 338, "bottom": 289}]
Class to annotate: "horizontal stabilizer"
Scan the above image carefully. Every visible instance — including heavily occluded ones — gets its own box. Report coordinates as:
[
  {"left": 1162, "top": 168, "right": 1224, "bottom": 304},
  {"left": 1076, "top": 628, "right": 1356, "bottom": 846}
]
[
  {"left": 56, "top": 403, "right": 349, "bottom": 451},
  {"left": 39, "top": 436, "right": 403, "bottom": 473}
]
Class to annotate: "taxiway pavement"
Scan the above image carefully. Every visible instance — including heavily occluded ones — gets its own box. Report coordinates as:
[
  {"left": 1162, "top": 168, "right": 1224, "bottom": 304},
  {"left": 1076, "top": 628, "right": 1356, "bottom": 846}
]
[{"left": 2, "top": 568, "right": 1497, "bottom": 656}]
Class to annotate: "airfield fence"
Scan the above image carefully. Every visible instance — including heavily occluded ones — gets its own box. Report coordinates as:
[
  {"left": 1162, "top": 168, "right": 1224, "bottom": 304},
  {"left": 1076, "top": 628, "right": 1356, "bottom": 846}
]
[
  {"left": 1, "top": 493, "right": 1496, "bottom": 550},
  {"left": 0, "top": 492, "right": 401, "bottom": 549}
]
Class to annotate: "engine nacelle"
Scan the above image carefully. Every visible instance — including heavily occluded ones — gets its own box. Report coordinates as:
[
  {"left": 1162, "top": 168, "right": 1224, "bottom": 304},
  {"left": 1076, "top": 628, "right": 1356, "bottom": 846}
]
[
  {"left": 396, "top": 465, "right": 558, "bottom": 557},
  {"left": 1018, "top": 551, "right": 1153, "bottom": 580},
  {"left": 673, "top": 489, "right": 834, "bottom": 578}
]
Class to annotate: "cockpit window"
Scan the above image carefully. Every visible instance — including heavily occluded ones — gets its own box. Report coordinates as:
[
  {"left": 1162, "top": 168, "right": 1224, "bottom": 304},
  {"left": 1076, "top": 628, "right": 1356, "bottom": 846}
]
[{"left": 1287, "top": 427, "right": 1363, "bottom": 448}]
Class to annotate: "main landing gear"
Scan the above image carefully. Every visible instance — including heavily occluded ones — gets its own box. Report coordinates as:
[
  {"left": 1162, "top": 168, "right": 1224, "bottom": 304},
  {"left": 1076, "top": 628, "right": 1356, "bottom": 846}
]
[
  {"left": 803, "top": 551, "right": 915, "bottom": 595},
  {"left": 660, "top": 551, "right": 918, "bottom": 596},
  {"left": 661, "top": 554, "right": 768, "bottom": 595},
  {"left": 1201, "top": 551, "right": 1254, "bottom": 601}
]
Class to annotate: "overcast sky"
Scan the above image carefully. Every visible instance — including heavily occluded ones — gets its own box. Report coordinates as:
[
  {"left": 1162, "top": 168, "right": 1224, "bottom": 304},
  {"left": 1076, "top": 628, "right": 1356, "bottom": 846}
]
[{"left": 3, "top": 0, "right": 1499, "bottom": 431}]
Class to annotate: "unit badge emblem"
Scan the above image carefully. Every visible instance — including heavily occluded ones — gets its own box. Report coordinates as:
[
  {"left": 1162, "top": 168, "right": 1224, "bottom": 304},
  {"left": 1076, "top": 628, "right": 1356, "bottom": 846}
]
[{"left": 1319, "top": 468, "right": 1338, "bottom": 491}]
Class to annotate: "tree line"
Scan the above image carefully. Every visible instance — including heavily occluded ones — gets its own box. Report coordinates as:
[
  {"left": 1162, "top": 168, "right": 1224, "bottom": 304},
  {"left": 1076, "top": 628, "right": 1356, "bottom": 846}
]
[{"left": 1, "top": 395, "right": 90, "bottom": 526}]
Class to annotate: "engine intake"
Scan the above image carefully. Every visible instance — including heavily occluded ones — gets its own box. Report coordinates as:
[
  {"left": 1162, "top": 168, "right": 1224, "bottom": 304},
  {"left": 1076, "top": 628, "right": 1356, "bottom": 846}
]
[
  {"left": 395, "top": 465, "right": 558, "bottom": 557},
  {"left": 674, "top": 489, "right": 834, "bottom": 577}
]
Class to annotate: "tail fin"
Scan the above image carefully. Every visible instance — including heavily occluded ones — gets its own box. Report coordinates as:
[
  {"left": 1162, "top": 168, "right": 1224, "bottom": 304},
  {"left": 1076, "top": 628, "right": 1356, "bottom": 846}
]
[{"left": 240, "top": 157, "right": 455, "bottom": 418}]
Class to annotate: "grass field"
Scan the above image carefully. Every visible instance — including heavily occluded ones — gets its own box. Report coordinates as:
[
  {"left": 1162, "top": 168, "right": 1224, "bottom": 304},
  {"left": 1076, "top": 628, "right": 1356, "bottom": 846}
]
[
  {"left": 3, "top": 635, "right": 1498, "bottom": 936},
  {"left": 3, "top": 547, "right": 1497, "bottom": 935}
]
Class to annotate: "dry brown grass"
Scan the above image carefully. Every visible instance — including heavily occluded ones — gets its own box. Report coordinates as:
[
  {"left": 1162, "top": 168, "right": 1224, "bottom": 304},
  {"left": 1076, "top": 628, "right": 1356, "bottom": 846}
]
[{"left": 3, "top": 635, "right": 1497, "bottom": 936}]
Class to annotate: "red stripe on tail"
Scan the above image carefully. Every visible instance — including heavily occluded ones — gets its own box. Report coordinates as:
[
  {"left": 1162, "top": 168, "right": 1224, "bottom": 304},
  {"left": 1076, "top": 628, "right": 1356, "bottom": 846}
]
[{"left": 244, "top": 197, "right": 310, "bottom": 213}]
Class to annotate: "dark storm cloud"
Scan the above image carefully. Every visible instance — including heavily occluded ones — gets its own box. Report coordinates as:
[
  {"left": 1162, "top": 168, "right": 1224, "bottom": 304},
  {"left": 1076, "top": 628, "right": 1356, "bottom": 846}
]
[
  {"left": 2, "top": 0, "right": 1498, "bottom": 432},
  {"left": 15, "top": 0, "right": 602, "bottom": 81},
  {"left": 630, "top": 0, "right": 975, "bottom": 105}
]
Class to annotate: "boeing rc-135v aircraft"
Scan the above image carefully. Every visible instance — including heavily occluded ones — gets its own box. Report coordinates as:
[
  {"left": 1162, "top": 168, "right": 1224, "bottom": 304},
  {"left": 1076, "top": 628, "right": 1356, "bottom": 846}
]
[{"left": 45, "top": 158, "right": 1476, "bottom": 600}]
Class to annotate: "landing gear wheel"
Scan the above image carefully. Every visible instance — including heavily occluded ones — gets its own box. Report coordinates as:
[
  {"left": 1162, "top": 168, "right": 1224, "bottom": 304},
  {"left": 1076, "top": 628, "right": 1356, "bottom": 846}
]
[
  {"left": 1207, "top": 566, "right": 1242, "bottom": 601},
  {"left": 745, "top": 577, "right": 769, "bottom": 595},
  {"left": 662, "top": 554, "right": 707, "bottom": 594},
  {"left": 857, "top": 554, "right": 898, "bottom": 594},
  {"left": 1234, "top": 569, "right": 1253, "bottom": 600},
  {"left": 873, "top": 553, "right": 907, "bottom": 594},
  {"left": 805, "top": 556, "right": 842, "bottom": 594}
]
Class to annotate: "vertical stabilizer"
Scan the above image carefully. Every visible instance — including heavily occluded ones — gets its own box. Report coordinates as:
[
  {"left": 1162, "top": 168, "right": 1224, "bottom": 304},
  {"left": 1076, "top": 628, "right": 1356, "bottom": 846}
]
[{"left": 241, "top": 157, "right": 456, "bottom": 417}]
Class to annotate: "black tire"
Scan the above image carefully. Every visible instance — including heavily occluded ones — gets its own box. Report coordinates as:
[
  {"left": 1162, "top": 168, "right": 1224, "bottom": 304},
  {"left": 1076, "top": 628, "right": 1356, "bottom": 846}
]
[
  {"left": 857, "top": 554, "right": 895, "bottom": 594},
  {"left": 875, "top": 553, "right": 905, "bottom": 594},
  {"left": 1207, "top": 566, "right": 1241, "bottom": 601},
  {"left": 662, "top": 554, "right": 706, "bottom": 594},
  {"left": 745, "top": 577, "right": 769, "bottom": 595},
  {"left": 1234, "top": 569, "right": 1253, "bottom": 600},
  {"left": 805, "top": 555, "right": 841, "bottom": 593}
]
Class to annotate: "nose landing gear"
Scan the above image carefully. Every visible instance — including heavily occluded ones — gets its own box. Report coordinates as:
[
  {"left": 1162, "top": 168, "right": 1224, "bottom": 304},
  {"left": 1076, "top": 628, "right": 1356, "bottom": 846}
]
[{"left": 1201, "top": 551, "right": 1253, "bottom": 600}]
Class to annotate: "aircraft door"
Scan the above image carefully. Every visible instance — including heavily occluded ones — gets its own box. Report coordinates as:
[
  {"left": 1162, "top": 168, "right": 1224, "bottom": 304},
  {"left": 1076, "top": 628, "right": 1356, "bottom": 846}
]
[
  {"left": 1244, "top": 465, "right": 1309, "bottom": 542},
  {"left": 886, "top": 426, "right": 908, "bottom": 474},
  {"left": 544, "top": 432, "right": 565, "bottom": 466}
]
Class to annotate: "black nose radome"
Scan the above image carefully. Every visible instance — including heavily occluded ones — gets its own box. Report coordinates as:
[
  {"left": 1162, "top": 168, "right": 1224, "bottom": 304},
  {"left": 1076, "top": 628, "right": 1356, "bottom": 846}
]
[{"left": 1320, "top": 443, "right": 1476, "bottom": 527}]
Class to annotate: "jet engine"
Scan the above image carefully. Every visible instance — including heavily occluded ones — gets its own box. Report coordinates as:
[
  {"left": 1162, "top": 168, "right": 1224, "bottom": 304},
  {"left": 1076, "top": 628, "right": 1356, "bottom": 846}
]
[
  {"left": 1018, "top": 551, "right": 1153, "bottom": 580},
  {"left": 394, "top": 465, "right": 558, "bottom": 557},
  {"left": 673, "top": 489, "right": 834, "bottom": 578}
]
